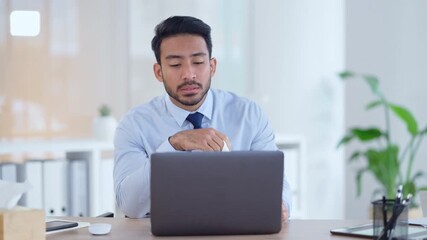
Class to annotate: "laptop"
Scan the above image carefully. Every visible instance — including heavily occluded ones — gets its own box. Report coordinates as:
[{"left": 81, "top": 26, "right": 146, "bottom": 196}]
[{"left": 150, "top": 151, "right": 284, "bottom": 236}]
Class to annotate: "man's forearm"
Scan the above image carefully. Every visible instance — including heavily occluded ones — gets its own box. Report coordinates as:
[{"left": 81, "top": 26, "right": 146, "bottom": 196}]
[{"left": 115, "top": 162, "right": 151, "bottom": 218}]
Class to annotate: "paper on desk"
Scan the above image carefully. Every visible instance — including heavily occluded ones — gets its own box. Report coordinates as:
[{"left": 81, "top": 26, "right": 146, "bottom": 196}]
[{"left": 0, "top": 180, "right": 32, "bottom": 210}]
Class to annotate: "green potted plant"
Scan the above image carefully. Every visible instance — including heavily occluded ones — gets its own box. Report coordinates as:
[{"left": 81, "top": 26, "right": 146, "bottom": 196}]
[
  {"left": 337, "top": 71, "right": 427, "bottom": 204},
  {"left": 99, "top": 104, "right": 112, "bottom": 117},
  {"left": 92, "top": 104, "right": 117, "bottom": 142}
]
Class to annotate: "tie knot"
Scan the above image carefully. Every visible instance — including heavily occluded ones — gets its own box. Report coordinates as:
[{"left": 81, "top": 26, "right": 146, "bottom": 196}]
[{"left": 186, "top": 112, "right": 203, "bottom": 129}]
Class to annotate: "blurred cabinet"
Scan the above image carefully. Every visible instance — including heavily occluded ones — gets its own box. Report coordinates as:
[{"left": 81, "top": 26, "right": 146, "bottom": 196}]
[
  {"left": 16, "top": 161, "right": 44, "bottom": 209},
  {"left": 99, "top": 158, "right": 115, "bottom": 215},
  {"left": 0, "top": 139, "right": 114, "bottom": 217},
  {"left": 0, "top": 163, "right": 17, "bottom": 182},
  {"left": 42, "top": 160, "right": 68, "bottom": 216},
  {"left": 275, "top": 135, "right": 307, "bottom": 219},
  {"left": 68, "top": 159, "right": 88, "bottom": 217}
]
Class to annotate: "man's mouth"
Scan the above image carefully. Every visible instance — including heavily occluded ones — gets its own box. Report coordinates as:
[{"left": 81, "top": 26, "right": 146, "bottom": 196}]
[{"left": 178, "top": 83, "right": 201, "bottom": 95}]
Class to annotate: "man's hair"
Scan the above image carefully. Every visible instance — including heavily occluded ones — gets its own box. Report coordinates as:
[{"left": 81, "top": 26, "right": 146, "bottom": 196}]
[{"left": 151, "top": 16, "right": 212, "bottom": 64}]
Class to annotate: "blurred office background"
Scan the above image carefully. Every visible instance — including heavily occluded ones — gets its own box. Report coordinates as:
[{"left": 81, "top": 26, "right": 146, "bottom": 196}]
[{"left": 0, "top": 0, "right": 426, "bottom": 219}]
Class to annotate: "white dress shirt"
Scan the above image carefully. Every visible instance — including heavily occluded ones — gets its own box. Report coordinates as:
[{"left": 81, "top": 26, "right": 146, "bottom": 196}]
[{"left": 114, "top": 88, "right": 292, "bottom": 218}]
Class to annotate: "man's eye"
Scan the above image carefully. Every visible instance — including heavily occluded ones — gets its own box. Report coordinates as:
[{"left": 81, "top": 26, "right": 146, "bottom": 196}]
[
  {"left": 194, "top": 62, "right": 204, "bottom": 65},
  {"left": 169, "top": 64, "right": 180, "bottom": 67}
]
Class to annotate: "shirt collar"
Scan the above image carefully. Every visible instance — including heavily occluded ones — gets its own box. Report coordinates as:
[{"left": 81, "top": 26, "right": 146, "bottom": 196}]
[{"left": 165, "top": 89, "right": 213, "bottom": 127}]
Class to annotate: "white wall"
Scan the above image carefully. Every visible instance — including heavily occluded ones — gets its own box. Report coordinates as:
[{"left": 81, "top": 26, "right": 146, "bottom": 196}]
[
  {"left": 345, "top": 0, "right": 427, "bottom": 218},
  {"left": 250, "top": 0, "right": 345, "bottom": 219}
]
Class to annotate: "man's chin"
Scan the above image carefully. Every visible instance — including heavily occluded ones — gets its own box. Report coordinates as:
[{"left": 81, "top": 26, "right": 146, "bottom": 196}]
[
  {"left": 179, "top": 99, "right": 201, "bottom": 107},
  {"left": 176, "top": 94, "right": 203, "bottom": 106}
]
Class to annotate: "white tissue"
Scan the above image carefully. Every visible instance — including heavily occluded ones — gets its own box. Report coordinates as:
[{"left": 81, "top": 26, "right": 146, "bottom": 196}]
[
  {"left": 222, "top": 141, "right": 230, "bottom": 152},
  {"left": 0, "top": 180, "right": 32, "bottom": 210}
]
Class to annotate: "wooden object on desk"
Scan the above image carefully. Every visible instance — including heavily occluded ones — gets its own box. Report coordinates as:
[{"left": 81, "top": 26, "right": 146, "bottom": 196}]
[{"left": 0, "top": 208, "right": 45, "bottom": 240}]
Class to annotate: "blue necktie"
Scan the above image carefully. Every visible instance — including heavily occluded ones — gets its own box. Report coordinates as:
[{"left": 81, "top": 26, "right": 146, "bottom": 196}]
[{"left": 186, "top": 112, "right": 203, "bottom": 129}]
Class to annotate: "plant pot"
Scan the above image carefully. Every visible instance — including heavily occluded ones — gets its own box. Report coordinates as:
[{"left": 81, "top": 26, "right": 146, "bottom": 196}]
[{"left": 92, "top": 116, "right": 117, "bottom": 142}]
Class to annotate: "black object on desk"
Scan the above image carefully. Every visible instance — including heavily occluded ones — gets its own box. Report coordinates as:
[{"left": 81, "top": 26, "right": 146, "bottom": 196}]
[
  {"left": 330, "top": 223, "right": 427, "bottom": 239},
  {"left": 372, "top": 199, "right": 408, "bottom": 240},
  {"left": 46, "top": 220, "right": 78, "bottom": 232},
  {"left": 331, "top": 189, "right": 417, "bottom": 240},
  {"left": 373, "top": 187, "right": 411, "bottom": 240}
]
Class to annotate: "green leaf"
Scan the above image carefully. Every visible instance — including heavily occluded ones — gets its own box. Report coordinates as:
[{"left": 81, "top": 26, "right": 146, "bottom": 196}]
[
  {"left": 338, "top": 127, "right": 383, "bottom": 147},
  {"left": 365, "top": 146, "right": 399, "bottom": 196},
  {"left": 356, "top": 168, "right": 369, "bottom": 197},
  {"left": 403, "top": 181, "right": 416, "bottom": 197},
  {"left": 339, "top": 71, "right": 355, "bottom": 79},
  {"left": 411, "top": 171, "right": 425, "bottom": 182},
  {"left": 349, "top": 151, "right": 362, "bottom": 162},
  {"left": 337, "top": 134, "right": 354, "bottom": 148},
  {"left": 351, "top": 128, "right": 383, "bottom": 141},
  {"left": 363, "top": 75, "right": 379, "bottom": 94},
  {"left": 389, "top": 104, "right": 418, "bottom": 136},
  {"left": 366, "top": 100, "right": 382, "bottom": 110}
]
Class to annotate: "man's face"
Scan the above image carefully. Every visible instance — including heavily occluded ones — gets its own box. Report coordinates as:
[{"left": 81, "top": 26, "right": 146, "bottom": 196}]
[{"left": 153, "top": 34, "right": 216, "bottom": 112}]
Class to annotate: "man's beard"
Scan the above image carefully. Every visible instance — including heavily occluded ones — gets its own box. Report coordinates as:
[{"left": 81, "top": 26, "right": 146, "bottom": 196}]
[{"left": 164, "top": 79, "right": 211, "bottom": 107}]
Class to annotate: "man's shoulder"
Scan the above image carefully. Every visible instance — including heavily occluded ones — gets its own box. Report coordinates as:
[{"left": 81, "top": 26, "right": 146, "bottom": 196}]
[
  {"left": 211, "top": 89, "right": 254, "bottom": 104},
  {"left": 211, "top": 88, "right": 259, "bottom": 109},
  {"left": 123, "top": 95, "right": 165, "bottom": 120}
]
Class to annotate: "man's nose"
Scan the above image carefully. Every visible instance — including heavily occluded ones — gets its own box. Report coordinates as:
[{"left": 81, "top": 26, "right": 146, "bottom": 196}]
[{"left": 181, "top": 63, "right": 196, "bottom": 80}]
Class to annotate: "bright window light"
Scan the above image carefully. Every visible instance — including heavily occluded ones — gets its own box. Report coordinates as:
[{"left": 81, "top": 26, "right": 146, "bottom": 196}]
[{"left": 10, "top": 10, "right": 41, "bottom": 37}]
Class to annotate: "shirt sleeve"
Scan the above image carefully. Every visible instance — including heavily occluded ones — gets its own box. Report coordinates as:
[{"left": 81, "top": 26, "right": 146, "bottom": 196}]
[
  {"left": 113, "top": 116, "right": 176, "bottom": 218},
  {"left": 249, "top": 102, "right": 293, "bottom": 218},
  {"left": 113, "top": 118, "right": 151, "bottom": 218},
  {"left": 249, "top": 103, "right": 278, "bottom": 151}
]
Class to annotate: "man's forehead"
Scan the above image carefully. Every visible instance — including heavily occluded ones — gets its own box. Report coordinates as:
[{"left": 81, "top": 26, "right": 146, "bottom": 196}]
[{"left": 160, "top": 34, "right": 208, "bottom": 58}]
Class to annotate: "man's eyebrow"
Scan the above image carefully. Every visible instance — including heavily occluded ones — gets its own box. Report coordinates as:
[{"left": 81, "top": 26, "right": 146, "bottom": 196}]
[
  {"left": 165, "top": 55, "right": 182, "bottom": 60},
  {"left": 191, "top": 52, "right": 207, "bottom": 57},
  {"left": 164, "top": 52, "right": 207, "bottom": 60}
]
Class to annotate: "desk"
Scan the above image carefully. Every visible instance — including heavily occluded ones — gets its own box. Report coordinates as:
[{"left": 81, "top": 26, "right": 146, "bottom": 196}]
[
  {"left": 47, "top": 217, "right": 369, "bottom": 239},
  {"left": 0, "top": 139, "right": 114, "bottom": 216}
]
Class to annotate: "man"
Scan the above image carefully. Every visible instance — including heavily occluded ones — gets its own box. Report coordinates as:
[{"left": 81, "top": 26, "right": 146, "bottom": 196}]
[{"left": 114, "top": 16, "right": 291, "bottom": 219}]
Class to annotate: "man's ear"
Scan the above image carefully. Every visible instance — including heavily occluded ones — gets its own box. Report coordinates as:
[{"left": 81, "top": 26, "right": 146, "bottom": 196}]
[
  {"left": 153, "top": 63, "right": 163, "bottom": 82},
  {"left": 210, "top": 57, "right": 217, "bottom": 77}
]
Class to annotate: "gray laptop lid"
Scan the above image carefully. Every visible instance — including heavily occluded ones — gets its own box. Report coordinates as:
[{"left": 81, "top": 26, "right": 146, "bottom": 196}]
[{"left": 150, "top": 151, "right": 284, "bottom": 236}]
